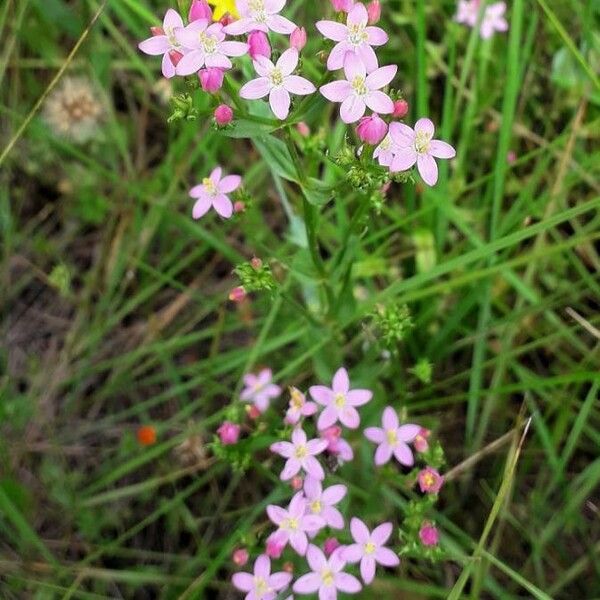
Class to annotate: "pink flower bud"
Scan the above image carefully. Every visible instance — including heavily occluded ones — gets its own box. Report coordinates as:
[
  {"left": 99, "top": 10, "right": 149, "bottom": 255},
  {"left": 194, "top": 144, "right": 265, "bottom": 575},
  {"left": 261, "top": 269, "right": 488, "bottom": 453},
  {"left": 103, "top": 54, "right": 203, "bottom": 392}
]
[
  {"left": 232, "top": 548, "right": 249, "bottom": 566},
  {"left": 331, "top": 0, "right": 355, "bottom": 12},
  {"left": 290, "top": 475, "right": 303, "bottom": 490},
  {"left": 150, "top": 27, "right": 165, "bottom": 36},
  {"left": 251, "top": 257, "right": 263, "bottom": 270},
  {"left": 214, "top": 104, "right": 234, "bottom": 126},
  {"left": 392, "top": 99, "right": 409, "bottom": 118},
  {"left": 233, "top": 201, "right": 246, "bottom": 213},
  {"left": 199, "top": 68, "right": 224, "bottom": 93},
  {"left": 323, "top": 538, "right": 340, "bottom": 556},
  {"left": 266, "top": 539, "right": 285, "bottom": 558},
  {"left": 417, "top": 467, "right": 444, "bottom": 494},
  {"left": 356, "top": 114, "right": 388, "bottom": 145},
  {"left": 296, "top": 121, "right": 310, "bottom": 137},
  {"left": 217, "top": 421, "right": 240, "bottom": 445},
  {"left": 188, "top": 0, "right": 213, "bottom": 22},
  {"left": 168, "top": 50, "right": 184, "bottom": 67},
  {"left": 248, "top": 31, "right": 271, "bottom": 60},
  {"left": 290, "top": 27, "right": 307, "bottom": 51},
  {"left": 419, "top": 523, "right": 440, "bottom": 547},
  {"left": 220, "top": 13, "right": 235, "bottom": 26},
  {"left": 367, "top": 0, "right": 381, "bottom": 24},
  {"left": 283, "top": 561, "right": 294, "bottom": 573},
  {"left": 246, "top": 405, "right": 261, "bottom": 420},
  {"left": 507, "top": 150, "right": 516, "bottom": 164},
  {"left": 414, "top": 427, "right": 430, "bottom": 453},
  {"left": 229, "top": 286, "right": 247, "bottom": 303}
]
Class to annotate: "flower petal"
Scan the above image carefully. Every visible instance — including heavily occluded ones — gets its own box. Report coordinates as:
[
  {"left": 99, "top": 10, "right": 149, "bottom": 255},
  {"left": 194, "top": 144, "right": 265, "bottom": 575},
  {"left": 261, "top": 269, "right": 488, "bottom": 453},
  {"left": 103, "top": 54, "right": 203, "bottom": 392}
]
[
  {"left": 323, "top": 506, "right": 344, "bottom": 529},
  {"left": 212, "top": 194, "right": 233, "bottom": 218},
  {"left": 316, "top": 20, "right": 348, "bottom": 42},
  {"left": 382, "top": 406, "right": 399, "bottom": 430},
  {"left": 266, "top": 504, "right": 287, "bottom": 525},
  {"left": 175, "top": 50, "right": 205, "bottom": 76},
  {"left": 415, "top": 117, "right": 435, "bottom": 137},
  {"left": 397, "top": 424, "right": 421, "bottom": 442},
  {"left": 218, "top": 174, "right": 241, "bottom": 193},
  {"left": 342, "top": 543, "right": 363, "bottom": 563},
  {"left": 240, "top": 77, "right": 271, "bottom": 99},
  {"left": 356, "top": 43, "right": 379, "bottom": 73},
  {"left": 269, "top": 87, "right": 291, "bottom": 120},
  {"left": 231, "top": 572, "right": 254, "bottom": 592},
  {"left": 281, "top": 458, "right": 301, "bottom": 480},
  {"left": 346, "top": 389, "right": 372, "bottom": 406},
  {"left": 317, "top": 405, "right": 338, "bottom": 430},
  {"left": 269, "top": 572, "right": 293, "bottom": 591},
  {"left": 364, "top": 427, "right": 385, "bottom": 443},
  {"left": 375, "top": 546, "right": 400, "bottom": 567},
  {"left": 371, "top": 522, "right": 393, "bottom": 545},
  {"left": 347, "top": 2, "right": 368, "bottom": 26},
  {"left": 429, "top": 139, "right": 456, "bottom": 159},
  {"left": 326, "top": 41, "right": 351, "bottom": 71},
  {"left": 393, "top": 442, "right": 414, "bottom": 466},
  {"left": 343, "top": 51, "right": 366, "bottom": 81},
  {"left": 163, "top": 8, "right": 184, "bottom": 29},
  {"left": 350, "top": 517, "right": 370, "bottom": 543},
  {"left": 192, "top": 196, "right": 211, "bottom": 219},
  {"left": 389, "top": 122, "right": 415, "bottom": 146},
  {"left": 303, "top": 475, "right": 321, "bottom": 500},
  {"left": 266, "top": 14, "right": 297, "bottom": 34},
  {"left": 366, "top": 64, "right": 397, "bottom": 90},
  {"left": 304, "top": 455, "right": 325, "bottom": 480},
  {"left": 340, "top": 406, "right": 360, "bottom": 429},
  {"left": 375, "top": 442, "right": 393, "bottom": 466},
  {"left": 161, "top": 52, "right": 176, "bottom": 78},
  {"left": 360, "top": 556, "right": 376, "bottom": 585},
  {"left": 277, "top": 48, "right": 299, "bottom": 76},
  {"left": 306, "top": 544, "right": 327, "bottom": 571},
  {"left": 220, "top": 40, "right": 249, "bottom": 57},
  {"left": 290, "top": 531, "right": 308, "bottom": 555},
  {"left": 284, "top": 75, "right": 316, "bottom": 95},
  {"left": 390, "top": 147, "right": 417, "bottom": 172},
  {"left": 307, "top": 438, "right": 328, "bottom": 455},
  {"left": 364, "top": 90, "right": 394, "bottom": 114},
  {"left": 138, "top": 36, "right": 169, "bottom": 56},
  {"left": 334, "top": 572, "right": 362, "bottom": 592},
  {"left": 332, "top": 368, "right": 349, "bottom": 393},
  {"left": 322, "top": 484, "right": 347, "bottom": 505},
  {"left": 417, "top": 153, "right": 439, "bottom": 186},
  {"left": 366, "top": 26, "right": 388, "bottom": 46},
  {"left": 340, "top": 94, "right": 366, "bottom": 123},
  {"left": 320, "top": 80, "right": 352, "bottom": 102},
  {"left": 293, "top": 573, "right": 321, "bottom": 594},
  {"left": 254, "top": 554, "right": 271, "bottom": 578}
]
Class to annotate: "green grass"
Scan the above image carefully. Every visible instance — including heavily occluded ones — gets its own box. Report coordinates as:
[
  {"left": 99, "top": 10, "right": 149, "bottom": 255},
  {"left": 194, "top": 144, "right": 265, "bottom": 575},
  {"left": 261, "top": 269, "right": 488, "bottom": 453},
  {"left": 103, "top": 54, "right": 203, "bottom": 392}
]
[{"left": 1, "top": 0, "right": 600, "bottom": 598}]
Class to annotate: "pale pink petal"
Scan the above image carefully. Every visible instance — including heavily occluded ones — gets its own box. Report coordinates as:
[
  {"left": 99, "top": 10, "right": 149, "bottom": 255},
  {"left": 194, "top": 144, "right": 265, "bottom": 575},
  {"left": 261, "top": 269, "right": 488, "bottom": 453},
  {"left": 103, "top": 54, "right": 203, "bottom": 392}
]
[
  {"left": 303, "top": 475, "right": 321, "bottom": 499},
  {"left": 209, "top": 166, "right": 222, "bottom": 183},
  {"left": 306, "top": 544, "right": 328, "bottom": 571},
  {"left": 356, "top": 44, "right": 379, "bottom": 73},
  {"left": 366, "top": 64, "right": 397, "bottom": 90},
  {"left": 343, "top": 52, "right": 366, "bottom": 81},
  {"left": 340, "top": 94, "right": 366, "bottom": 123},
  {"left": 320, "top": 80, "right": 352, "bottom": 102},
  {"left": 328, "top": 546, "right": 347, "bottom": 571},
  {"left": 319, "top": 584, "right": 337, "bottom": 600},
  {"left": 350, "top": 517, "right": 370, "bottom": 543},
  {"left": 175, "top": 50, "right": 205, "bottom": 75},
  {"left": 139, "top": 36, "right": 170, "bottom": 56},
  {"left": 429, "top": 140, "right": 456, "bottom": 159},
  {"left": 267, "top": 504, "right": 287, "bottom": 525},
  {"left": 281, "top": 458, "right": 301, "bottom": 480},
  {"left": 264, "top": 0, "right": 285, "bottom": 11},
  {"left": 223, "top": 17, "right": 253, "bottom": 35},
  {"left": 364, "top": 90, "right": 394, "bottom": 114},
  {"left": 292, "top": 427, "right": 307, "bottom": 446},
  {"left": 332, "top": 368, "right": 349, "bottom": 393},
  {"left": 269, "top": 87, "right": 291, "bottom": 120},
  {"left": 371, "top": 522, "right": 393, "bottom": 545},
  {"left": 316, "top": 20, "right": 348, "bottom": 42},
  {"left": 254, "top": 55, "right": 275, "bottom": 76},
  {"left": 415, "top": 117, "right": 435, "bottom": 137},
  {"left": 263, "top": 383, "right": 281, "bottom": 398},
  {"left": 218, "top": 174, "right": 241, "bottom": 194},
  {"left": 163, "top": 8, "right": 184, "bottom": 29},
  {"left": 304, "top": 455, "right": 325, "bottom": 480},
  {"left": 417, "top": 153, "right": 439, "bottom": 186},
  {"left": 266, "top": 14, "right": 297, "bottom": 34},
  {"left": 277, "top": 48, "right": 299, "bottom": 76},
  {"left": 307, "top": 438, "right": 328, "bottom": 455},
  {"left": 240, "top": 77, "right": 271, "bottom": 99},
  {"left": 364, "top": 427, "right": 385, "bottom": 443},
  {"left": 212, "top": 194, "right": 233, "bottom": 218},
  {"left": 289, "top": 491, "right": 307, "bottom": 516},
  {"left": 360, "top": 556, "right": 376, "bottom": 585},
  {"left": 293, "top": 573, "right": 321, "bottom": 593},
  {"left": 232, "top": 572, "right": 254, "bottom": 592},
  {"left": 322, "top": 484, "right": 347, "bottom": 505},
  {"left": 347, "top": 2, "right": 368, "bottom": 26},
  {"left": 389, "top": 122, "right": 415, "bottom": 146},
  {"left": 393, "top": 442, "right": 414, "bottom": 466},
  {"left": 284, "top": 75, "right": 316, "bottom": 95},
  {"left": 254, "top": 554, "right": 271, "bottom": 578},
  {"left": 375, "top": 546, "right": 400, "bottom": 567},
  {"left": 269, "top": 572, "right": 293, "bottom": 590},
  {"left": 334, "top": 572, "right": 362, "bottom": 592},
  {"left": 175, "top": 23, "right": 206, "bottom": 49},
  {"left": 303, "top": 515, "right": 325, "bottom": 532},
  {"left": 339, "top": 406, "right": 360, "bottom": 429},
  {"left": 290, "top": 531, "right": 308, "bottom": 555},
  {"left": 301, "top": 402, "right": 318, "bottom": 416},
  {"left": 342, "top": 543, "right": 363, "bottom": 563},
  {"left": 221, "top": 41, "right": 248, "bottom": 57},
  {"left": 396, "top": 424, "right": 421, "bottom": 442},
  {"left": 390, "top": 147, "right": 417, "bottom": 172},
  {"left": 366, "top": 26, "right": 388, "bottom": 46},
  {"left": 375, "top": 442, "right": 393, "bottom": 465},
  {"left": 161, "top": 53, "right": 176, "bottom": 78},
  {"left": 382, "top": 407, "right": 399, "bottom": 430},
  {"left": 327, "top": 41, "right": 351, "bottom": 71},
  {"left": 346, "top": 389, "right": 372, "bottom": 406},
  {"left": 317, "top": 405, "right": 338, "bottom": 430},
  {"left": 323, "top": 506, "right": 344, "bottom": 529},
  {"left": 192, "top": 196, "right": 211, "bottom": 219},
  {"left": 270, "top": 441, "right": 295, "bottom": 458},
  {"left": 205, "top": 53, "right": 232, "bottom": 69},
  {"left": 309, "top": 385, "right": 334, "bottom": 406}
]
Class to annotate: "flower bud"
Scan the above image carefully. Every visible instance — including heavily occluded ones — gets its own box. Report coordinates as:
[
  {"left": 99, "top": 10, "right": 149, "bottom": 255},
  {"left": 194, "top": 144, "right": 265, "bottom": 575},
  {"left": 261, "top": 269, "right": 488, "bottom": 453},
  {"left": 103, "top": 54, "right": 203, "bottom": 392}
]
[
  {"left": 150, "top": 26, "right": 165, "bottom": 36},
  {"left": 392, "top": 99, "right": 409, "bottom": 118},
  {"left": 168, "top": 50, "right": 184, "bottom": 67},
  {"left": 331, "top": 0, "right": 354, "bottom": 12},
  {"left": 323, "top": 538, "right": 340, "bottom": 556},
  {"left": 137, "top": 425, "right": 157, "bottom": 446},
  {"left": 290, "top": 476, "right": 303, "bottom": 490},
  {"left": 199, "top": 67, "right": 224, "bottom": 93},
  {"left": 266, "top": 539, "right": 285, "bottom": 558},
  {"left": 414, "top": 427, "right": 430, "bottom": 453},
  {"left": 232, "top": 548, "right": 249, "bottom": 566},
  {"left": 507, "top": 150, "right": 516, "bottom": 164},
  {"left": 296, "top": 121, "right": 310, "bottom": 137},
  {"left": 217, "top": 421, "right": 240, "bottom": 445},
  {"left": 188, "top": 0, "right": 213, "bottom": 22},
  {"left": 283, "top": 561, "right": 294, "bottom": 573},
  {"left": 290, "top": 27, "right": 307, "bottom": 51},
  {"left": 246, "top": 404, "right": 261, "bottom": 420},
  {"left": 356, "top": 114, "right": 388, "bottom": 145},
  {"left": 417, "top": 467, "right": 444, "bottom": 494},
  {"left": 220, "top": 13, "right": 235, "bottom": 26},
  {"left": 248, "top": 31, "right": 271, "bottom": 60},
  {"left": 251, "top": 257, "right": 263, "bottom": 270},
  {"left": 419, "top": 523, "right": 440, "bottom": 547},
  {"left": 214, "top": 104, "right": 234, "bottom": 126},
  {"left": 367, "top": 0, "right": 381, "bottom": 24},
  {"left": 233, "top": 201, "right": 246, "bottom": 213},
  {"left": 229, "top": 286, "right": 247, "bottom": 303}
]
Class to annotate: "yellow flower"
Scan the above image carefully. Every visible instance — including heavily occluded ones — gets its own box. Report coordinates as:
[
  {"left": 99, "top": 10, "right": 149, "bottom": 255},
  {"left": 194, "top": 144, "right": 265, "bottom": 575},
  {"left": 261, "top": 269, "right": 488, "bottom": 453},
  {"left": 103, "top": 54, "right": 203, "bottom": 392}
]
[{"left": 209, "top": 0, "right": 239, "bottom": 19}]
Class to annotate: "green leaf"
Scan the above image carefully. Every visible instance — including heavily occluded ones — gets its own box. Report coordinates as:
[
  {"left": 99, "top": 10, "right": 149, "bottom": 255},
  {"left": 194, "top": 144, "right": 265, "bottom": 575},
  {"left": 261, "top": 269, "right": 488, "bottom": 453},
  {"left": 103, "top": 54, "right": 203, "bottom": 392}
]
[
  {"left": 220, "top": 118, "right": 277, "bottom": 139},
  {"left": 301, "top": 177, "right": 334, "bottom": 206},
  {"left": 253, "top": 135, "right": 299, "bottom": 183}
]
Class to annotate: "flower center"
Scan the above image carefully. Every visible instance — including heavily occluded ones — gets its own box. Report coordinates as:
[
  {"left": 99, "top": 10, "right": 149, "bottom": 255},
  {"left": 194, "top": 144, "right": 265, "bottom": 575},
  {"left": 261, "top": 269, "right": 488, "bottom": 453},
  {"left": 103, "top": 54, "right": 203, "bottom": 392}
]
[
  {"left": 351, "top": 76, "right": 367, "bottom": 97},
  {"left": 334, "top": 393, "right": 346, "bottom": 408},
  {"left": 295, "top": 444, "right": 308, "bottom": 459},
  {"left": 379, "top": 135, "right": 391, "bottom": 150},
  {"left": 202, "top": 177, "right": 217, "bottom": 196},
  {"left": 199, "top": 32, "right": 218, "bottom": 54},
  {"left": 423, "top": 473, "right": 435, "bottom": 487},
  {"left": 290, "top": 389, "right": 304, "bottom": 410},
  {"left": 165, "top": 26, "right": 179, "bottom": 48},
  {"left": 321, "top": 569, "right": 334, "bottom": 586},
  {"left": 386, "top": 429, "right": 397, "bottom": 445},
  {"left": 310, "top": 500, "right": 322, "bottom": 514},
  {"left": 249, "top": 1, "right": 267, "bottom": 22},
  {"left": 365, "top": 541, "right": 376, "bottom": 555},
  {"left": 347, "top": 23, "right": 368, "bottom": 46},
  {"left": 283, "top": 517, "right": 299, "bottom": 531},
  {"left": 269, "top": 68, "right": 284, "bottom": 87},
  {"left": 414, "top": 130, "right": 431, "bottom": 154},
  {"left": 254, "top": 576, "right": 269, "bottom": 594}
]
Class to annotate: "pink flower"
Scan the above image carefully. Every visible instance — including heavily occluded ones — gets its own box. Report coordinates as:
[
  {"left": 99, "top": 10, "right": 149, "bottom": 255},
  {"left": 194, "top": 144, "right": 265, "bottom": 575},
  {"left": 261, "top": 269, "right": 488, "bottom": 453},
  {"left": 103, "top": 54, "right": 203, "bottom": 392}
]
[
  {"left": 364, "top": 406, "right": 420, "bottom": 466},
  {"left": 418, "top": 467, "right": 444, "bottom": 494},
  {"left": 413, "top": 427, "right": 430, "bottom": 453},
  {"left": 392, "top": 98, "right": 409, "bottom": 118},
  {"left": 214, "top": 103, "right": 234, "bottom": 125},
  {"left": 285, "top": 387, "right": 318, "bottom": 425},
  {"left": 240, "top": 49, "right": 316, "bottom": 120},
  {"left": 356, "top": 114, "right": 388, "bottom": 144},
  {"left": 303, "top": 475, "right": 347, "bottom": 532},
  {"left": 343, "top": 518, "right": 400, "bottom": 584},
  {"left": 138, "top": 9, "right": 186, "bottom": 79},
  {"left": 190, "top": 166, "right": 241, "bottom": 219},
  {"left": 266, "top": 538, "right": 285, "bottom": 558},
  {"left": 419, "top": 523, "right": 439, "bottom": 547},
  {"left": 241, "top": 368, "right": 281, "bottom": 412},
  {"left": 189, "top": 0, "right": 213, "bottom": 22},
  {"left": 373, "top": 132, "right": 400, "bottom": 167},
  {"left": 389, "top": 118, "right": 456, "bottom": 186},
  {"left": 217, "top": 421, "right": 240, "bottom": 444},
  {"left": 199, "top": 67, "right": 225, "bottom": 92},
  {"left": 316, "top": 3, "right": 388, "bottom": 72},
  {"left": 331, "top": 0, "right": 355, "bottom": 11},
  {"left": 174, "top": 20, "right": 248, "bottom": 75},
  {"left": 321, "top": 426, "right": 354, "bottom": 462},
  {"left": 293, "top": 545, "right": 362, "bottom": 597},
  {"left": 248, "top": 30, "right": 271, "bottom": 60},
  {"left": 224, "top": 0, "right": 297, "bottom": 35},
  {"left": 270, "top": 426, "right": 328, "bottom": 480},
  {"left": 266, "top": 493, "right": 325, "bottom": 555},
  {"left": 455, "top": 1, "right": 508, "bottom": 39},
  {"left": 320, "top": 53, "right": 396, "bottom": 123},
  {"left": 323, "top": 538, "right": 341, "bottom": 557},
  {"left": 367, "top": 1, "right": 381, "bottom": 24},
  {"left": 232, "top": 547, "right": 249, "bottom": 566},
  {"left": 232, "top": 554, "right": 292, "bottom": 599},
  {"left": 309, "top": 367, "right": 373, "bottom": 430},
  {"left": 229, "top": 286, "right": 247, "bottom": 302},
  {"left": 290, "top": 26, "right": 307, "bottom": 51}
]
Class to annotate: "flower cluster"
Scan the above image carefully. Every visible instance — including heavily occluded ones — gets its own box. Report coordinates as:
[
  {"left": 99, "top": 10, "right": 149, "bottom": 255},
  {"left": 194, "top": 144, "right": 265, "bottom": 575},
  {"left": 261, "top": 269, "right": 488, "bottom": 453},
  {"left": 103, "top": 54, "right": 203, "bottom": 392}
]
[{"left": 455, "top": 0, "right": 508, "bottom": 39}]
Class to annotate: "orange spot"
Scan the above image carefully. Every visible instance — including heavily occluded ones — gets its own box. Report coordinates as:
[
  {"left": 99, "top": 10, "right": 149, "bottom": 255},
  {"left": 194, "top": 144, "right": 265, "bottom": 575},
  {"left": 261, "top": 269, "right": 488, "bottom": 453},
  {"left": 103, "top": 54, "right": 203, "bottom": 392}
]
[{"left": 137, "top": 425, "right": 157, "bottom": 446}]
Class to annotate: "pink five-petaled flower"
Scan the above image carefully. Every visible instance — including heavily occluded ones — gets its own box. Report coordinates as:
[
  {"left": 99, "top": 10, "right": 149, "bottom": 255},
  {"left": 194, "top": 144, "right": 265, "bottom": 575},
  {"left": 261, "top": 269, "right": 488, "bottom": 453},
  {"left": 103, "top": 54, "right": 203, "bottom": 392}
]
[
  {"left": 455, "top": 1, "right": 508, "bottom": 40},
  {"left": 232, "top": 554, "right": 292, "bottom": 600},
  {"left": 266, "top": 492, "right": 325, "bottom": 556},
  {"left": 138, "top": 9, "right": 186, "bottom": 79},
  {"left": 285, "top": 387, "right": 318, "bottom": 425},
  {"left": 418, "top": 467, "right": 444, "bottom": 494},
  {"left": 316, "top": 3, "right": 388, "bottom": 72},
  {"left": 270, "top": 426, "right": 328, "bottom": 480},
  {"left": 190, "top": 166, "right": 241, "bottom": 219},
  {"left": 241, "top": 368, "right": 281, "bottom": 412},
  {"left": 293, "top": 545, "right": 362, "bottom": 597},
  {"left": 320, "top": 53, "right": 396, "bottom": 124},
  {"left": 389, "top": 118, "right": 456, "bottom": 187},
  {"left": 321, "top": 425, "right": 354, "bottom": 461},
  {"left": 343, "top": 518, "right": 400, "bottom": 584},
  {"left": 309, "top": 367, "right": 372, "bottom": 430},
  {"left": 174, "top": 20, "right": 248, "bottom": 75},
  {"left": 303, "top": 475, "right": 347, "bottom": 532},
  {"left": 373, "top": 130, "right": 400, "bottom": 167},
  {"left": 240, "top": 49, "right": 316, "bottom": 120},
  {"left": 364, "top": 406, "right": 421, "bottom": 466},
  {"left": 224, "top": 0, "right": 297, "bottom": 36}
]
